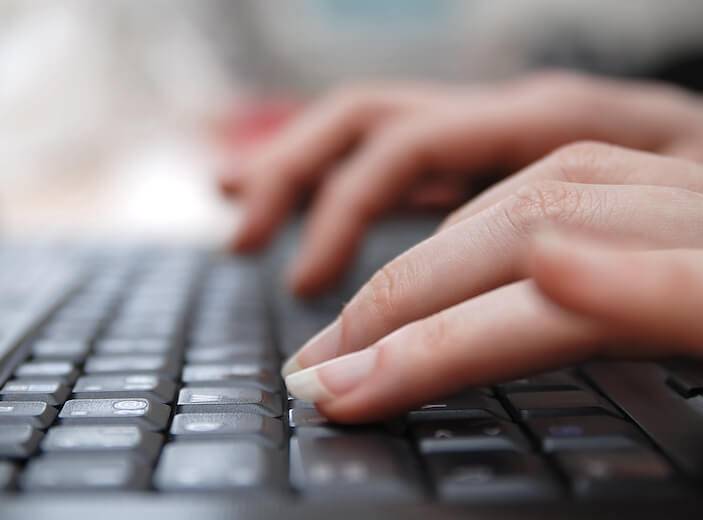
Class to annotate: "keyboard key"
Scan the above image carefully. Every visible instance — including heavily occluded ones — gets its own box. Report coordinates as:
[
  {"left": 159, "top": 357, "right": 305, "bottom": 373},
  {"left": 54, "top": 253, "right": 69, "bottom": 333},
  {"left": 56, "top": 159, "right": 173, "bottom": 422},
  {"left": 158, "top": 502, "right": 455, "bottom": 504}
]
[
  {"left": 15, "top": 361, "right": 78, "bottom": 384},
  {"left": 425, "top": 452, "right": 559, "bottom": 502},
  {"left": 154, "top": 441, "right": 283, "bottom": 491},
  {"left": 84, "top": 354, "right": 178, "bottom": 377},
  {"left": 498, "top": 371, "right": 585, "bottom": 393},
  {"left": 177, "top": 387, "right": 281, "bottom": 416},
  {"left": 289, "top": 405, "right": 330, "bottom": 430},
  {"left": 59, "top": 398, "right": 170, "bottom": 431},
  {"left": 527, "top": 415, "right": 646, "bottom": 452},
  {"left": 0, "top": 461, "right": 17, "bottom": 490},
  {"left": 507, "top": 390, "right": 619, "bottom": 420},
  {"left": 32, "top": 340, "right": 91, "bottom": 361},
  {"left": 407, "top": 390, "right": 509, "bottom": 422},
  {"left": 412, "top": 418, "right": 530, "bottom": 453},
  {"left": 556, "top": 449, "right": 679, "bottom": 498},
  {"left": 42, "top": 425, "right": 162, "bottom": 461},
  {"left": 290, "top": 434, "right": 421, "bottom": 500},
  {"left": 73, "top": 374, "right": 176, "bottom": 402},
  {"left": 0, "top": 379, "right": 70, "bottom": 405},
  {"left": 21, "top": 455, "right": 150, "bottom": 491},
  {"left": 182, "top": 363, "right": 279, "bottom": 391},
  {"left": 94, "top": 339, "right": 173, "bottom": 355},
  {"left": 0, "top": 401, "right": 57, "bottom": 428},
  {"left": 0, "top": 425, "right": 43, "bottom": 458},
  {"left": 185, "top": 345, "right": 274, "bottom": 364},
  {"left": 171, "top": 413, "right": 283, "bottom": 446}
]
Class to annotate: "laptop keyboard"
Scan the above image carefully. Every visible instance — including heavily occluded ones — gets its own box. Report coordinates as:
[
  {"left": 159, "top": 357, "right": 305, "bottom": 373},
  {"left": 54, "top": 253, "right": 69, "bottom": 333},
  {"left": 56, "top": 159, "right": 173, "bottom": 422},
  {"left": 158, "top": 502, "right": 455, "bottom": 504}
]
[{"left": 0, "top": 245, "right": 702, "bottom": 502}]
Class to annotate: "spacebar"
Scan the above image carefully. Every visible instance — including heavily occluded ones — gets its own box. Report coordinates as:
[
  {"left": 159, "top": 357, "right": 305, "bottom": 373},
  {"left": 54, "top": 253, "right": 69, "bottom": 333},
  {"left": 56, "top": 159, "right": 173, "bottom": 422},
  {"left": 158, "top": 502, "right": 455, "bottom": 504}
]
[{"left": 583, "top": 361, "right": 703, "bottom": 478}]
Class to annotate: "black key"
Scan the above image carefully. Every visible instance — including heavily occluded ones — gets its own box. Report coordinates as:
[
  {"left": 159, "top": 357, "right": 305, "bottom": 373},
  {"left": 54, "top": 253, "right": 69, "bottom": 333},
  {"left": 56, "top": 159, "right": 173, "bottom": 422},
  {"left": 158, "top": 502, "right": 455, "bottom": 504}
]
[
  {"left": 407, "top": 390, "right": 508, "bottom": 422},
  {"left": 42, "top": 425, "right": 162, "bottom": 461},
  {"left": 14, "top": 361, "right": 78, "bottom": 384},
  {"left": 527, "top": 415, "right": 646, "bottom": 452},
  {"left": 171, "top": 413, "right": 283, "bottom": 446},
  {"left": 584, "top": 362, "right": 703, "bottom": 478},
  {"left": 665, "top": 361, "right": 703, "bottom": 398},
  {"left": 507, "top": 390, "right": 619, "bottom": 420},
  {"left": 21, "top": 455, "right": 150, "bottom": 491},
  {"left": 154, "top": 441, "right": 283, "bottom": 491},
  {"left": 425, "top": 452, "right": 559, "bottom": 502},
  {"left": 32, "top": 340, "right": 91, "bottom": 361},
  {"left": 177, "top": 387, "right": 282, "bottom": 417},
  {"left": 290, "top": 434, "right": 421, "bottom": 500},
  {"left": 0, "top": 425, "right": 43, "bottom": 458},
  {"left": 0, "top": 379, "right": 70, "bottom": 405},
  {"left": 412, "top": 418, "right": 530, "bottom": 453},
  {"left": 94, "top": 339, "right": 173, "bottom": 355},
  {"left": 0, "top": 401, "right": 57, "bottom": 428},
  {"left": 73, "top": 374, "right": 176, "bottom": 402},
  {"left": 185, "top": 345, "right": 274, "bottom": 364},
  {"left": 0, "top": 462, "right": 17, "bottom": 490},
  {"left": 289, "top": 405, "right": 330, "bottom": 430},
  {"left": 556, "top": 449, "right": 679, "bottom": 498},
  {"left": 498, "top": 371, "right": 585, "bottom": 393},
  {"left": 84, "top": 354, "right": 178, "bottom": 377},
  {"left": 59, "top": 398, "right": 170, "bottom": 431},
  {"left": 182, "top": 363, "right": 279, "bottom": 391}
]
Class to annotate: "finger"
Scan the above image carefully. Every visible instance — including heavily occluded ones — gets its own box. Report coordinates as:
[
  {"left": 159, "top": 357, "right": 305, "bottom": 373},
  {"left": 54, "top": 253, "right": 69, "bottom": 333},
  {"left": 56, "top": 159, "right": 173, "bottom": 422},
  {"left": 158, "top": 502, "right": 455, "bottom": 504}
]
[
  {"left": 232, "top": 86, "right": 448, "bottom": 250},
  {"left": 281, "top": 180, "right": 703, "bottom": 375},
  {"left": 529, "top": 230, "right": 703, "bottom": 355},
  {"left": 439, "top": 142, "right": 703, "bottom": 231},
  {"left": 218, "top": 169, "right": 246, "bottom": 197},
  {"left": 285, "top": 281, "right": 603, "bottom": 422}
]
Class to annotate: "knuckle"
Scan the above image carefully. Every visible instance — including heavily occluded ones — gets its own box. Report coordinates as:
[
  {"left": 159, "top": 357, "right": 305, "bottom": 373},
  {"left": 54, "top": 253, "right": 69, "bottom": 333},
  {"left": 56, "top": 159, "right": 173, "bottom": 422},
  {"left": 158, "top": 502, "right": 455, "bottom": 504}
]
[
  {"left": 505, "top": 180, "right": 591, "bottom": 234},
  {"left": 357, "top": 260, "right": 415, "bottom": 329},
  {"left": 415, "top": 313, "right": 454, "bottom": 358},
  {"left": 547, "top": 141, "right": 615, "bottom": 182}
]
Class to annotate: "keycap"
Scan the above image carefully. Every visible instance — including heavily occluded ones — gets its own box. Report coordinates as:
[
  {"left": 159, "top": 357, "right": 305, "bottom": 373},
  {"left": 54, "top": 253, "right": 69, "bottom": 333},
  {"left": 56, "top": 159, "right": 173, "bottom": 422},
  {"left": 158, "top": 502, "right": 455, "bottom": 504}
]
[
  {"left": 290, "top": 434, "right": 421, "bottom": 500},
  {"left": 182, "top": 363, "right": 279, "bottom": 391},
  {"left": 412, "top": 418, "right": 530, "bottom": 453},
  {"left": 21, "top": 455, "right": 150, "bottom": 491},
  {"left": 289, "top": 405, "right": 330, "bottom": 430},
  {"left": 84, "top": 354, "right": 178, "bottom": 377},
  {"left": 498, "top": 371, "right": 585, "bottom": 393},
  {"left": 171, "top": 413, "right": 283, "bottom": 446},
  {"left": 556, "top": 449, "right": 679, "bottom": 498},
  {"left": 32, "top": 340, "right": 91, "bottom": 361},
  {"left": 527, "top": 415, "right": 646, "bottom": 452},
  {"left": 14, "top": 361, "right": 78, "bottom": 384},
  {"left": 0, "top": 401, "right": 57, "bottom": 428},
  {"left": 407, "top": 390, "right": 509, "bottom": 422},
  {"left": 59, "top": 398, "right": 170, "bottom": 431},
  {"left": 584, "top": 362, "right": 703, "bottom": 478},
  {"left": 73, "top": 374, "right": 176, "bottom": 402},
  {"left": 154, "top": 441, "right": 283, "bottom": 491},
  {"left": 185, "top": 345, "right": 274, "bottom": 364},
  {"left": 0, "top": 461, "right": 17, "bottom": 490},
  {"left": 425, "top": 451, "right": 559, "bottom": 502},
  {"left": 177, "top": 387, "right": 282, "bottom": 416},
  {"left": 507, "top": 390, "right": 619, "bottom": 420},
  {"left": 94, "top": 339, "right": 173, "bottom": 355},
  {"left": 42, "top": 425, "right": 162, "bottom": 461},
  {"left": 0, "top": 425, "right": 44, "bottom": 458},
  {"left": 0, "top": 379, "right": 70, "bottom": 405}
]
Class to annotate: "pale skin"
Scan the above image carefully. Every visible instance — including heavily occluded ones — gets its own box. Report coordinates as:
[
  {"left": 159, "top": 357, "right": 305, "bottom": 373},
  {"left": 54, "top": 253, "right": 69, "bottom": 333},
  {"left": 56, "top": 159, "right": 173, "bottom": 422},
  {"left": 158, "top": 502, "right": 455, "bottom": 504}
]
[{"left": 220, "top": 71, "right": 703, "bottom": 422}]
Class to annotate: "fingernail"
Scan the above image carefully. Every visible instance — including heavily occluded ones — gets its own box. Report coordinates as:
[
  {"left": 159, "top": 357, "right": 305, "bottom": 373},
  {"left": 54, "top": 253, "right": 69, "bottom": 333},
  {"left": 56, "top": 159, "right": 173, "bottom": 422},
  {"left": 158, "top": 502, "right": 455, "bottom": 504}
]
[
  {"left": 280, "top": 319, "right": 342, "bottom": 378},
  {"left": 285, "top": 347, "right": 378, "bottom": 402}
]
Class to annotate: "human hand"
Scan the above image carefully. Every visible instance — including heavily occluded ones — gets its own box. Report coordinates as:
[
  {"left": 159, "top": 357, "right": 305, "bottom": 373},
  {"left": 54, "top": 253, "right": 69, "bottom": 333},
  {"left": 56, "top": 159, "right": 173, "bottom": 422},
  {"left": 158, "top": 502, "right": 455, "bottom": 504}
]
[
  {"left": 221, "top": 72, "right": 703, "bottom": 295},
  {"left": 281, "top": 143, "right": 703, "bottom": 422}
]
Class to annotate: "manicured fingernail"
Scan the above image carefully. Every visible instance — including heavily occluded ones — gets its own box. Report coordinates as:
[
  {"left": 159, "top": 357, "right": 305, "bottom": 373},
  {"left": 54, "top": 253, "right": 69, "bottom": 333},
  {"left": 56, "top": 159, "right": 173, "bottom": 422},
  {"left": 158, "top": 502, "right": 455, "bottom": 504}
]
[
  {"left": 285, "top": 347, "right": 378, "bottom": 402},
  {"left": 280, "top": 319, "right": 342, "bottom": 378}
]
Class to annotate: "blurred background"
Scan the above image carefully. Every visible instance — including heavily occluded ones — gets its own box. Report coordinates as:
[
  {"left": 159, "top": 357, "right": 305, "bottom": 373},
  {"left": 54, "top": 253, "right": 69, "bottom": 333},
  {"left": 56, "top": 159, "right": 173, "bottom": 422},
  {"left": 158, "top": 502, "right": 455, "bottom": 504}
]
[{"left": 1, "top": 0, "right": 703, "bottom": 243}]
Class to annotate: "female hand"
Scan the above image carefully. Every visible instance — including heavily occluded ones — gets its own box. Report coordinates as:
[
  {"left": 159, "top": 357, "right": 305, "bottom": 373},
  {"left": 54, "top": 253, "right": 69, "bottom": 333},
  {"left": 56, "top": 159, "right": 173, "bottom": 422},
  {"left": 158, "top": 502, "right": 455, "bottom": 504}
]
[
  {"left": 281, "top": 143, "right": 703, "bottom": 422},
  {"left": 221, "top": 72, "right": 703, "bottom": 295}
]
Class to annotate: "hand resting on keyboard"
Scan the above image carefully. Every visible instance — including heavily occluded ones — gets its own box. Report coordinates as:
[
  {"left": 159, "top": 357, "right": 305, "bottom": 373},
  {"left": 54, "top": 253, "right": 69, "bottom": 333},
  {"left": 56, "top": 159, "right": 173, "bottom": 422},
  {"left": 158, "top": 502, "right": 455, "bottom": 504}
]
[{"left": 219, "top": 71, "right": 703, "bottom": 423}]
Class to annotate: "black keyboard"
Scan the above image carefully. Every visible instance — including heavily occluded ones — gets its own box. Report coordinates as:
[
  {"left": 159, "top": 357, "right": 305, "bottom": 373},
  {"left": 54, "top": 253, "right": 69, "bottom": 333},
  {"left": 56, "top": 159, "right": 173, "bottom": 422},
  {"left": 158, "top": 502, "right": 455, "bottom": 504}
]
[{"left": 1, "top": 225, "right": 703, "bottom": 519}]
